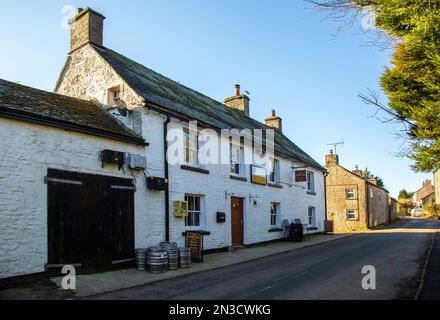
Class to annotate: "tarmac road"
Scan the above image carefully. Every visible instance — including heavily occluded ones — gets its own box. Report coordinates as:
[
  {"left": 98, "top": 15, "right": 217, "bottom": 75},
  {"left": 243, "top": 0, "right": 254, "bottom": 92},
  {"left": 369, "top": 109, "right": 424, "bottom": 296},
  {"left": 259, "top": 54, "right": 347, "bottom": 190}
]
[{"left": 88, "top": 218, "right": 440, "bottom": 300}]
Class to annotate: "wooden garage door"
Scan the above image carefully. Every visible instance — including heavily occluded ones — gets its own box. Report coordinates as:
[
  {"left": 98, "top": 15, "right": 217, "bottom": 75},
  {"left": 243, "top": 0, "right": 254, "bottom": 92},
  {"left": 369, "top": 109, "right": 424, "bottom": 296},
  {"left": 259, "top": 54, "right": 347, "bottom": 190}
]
[{"left": 47, "top": 169, "right": 135, "bottom": 274}]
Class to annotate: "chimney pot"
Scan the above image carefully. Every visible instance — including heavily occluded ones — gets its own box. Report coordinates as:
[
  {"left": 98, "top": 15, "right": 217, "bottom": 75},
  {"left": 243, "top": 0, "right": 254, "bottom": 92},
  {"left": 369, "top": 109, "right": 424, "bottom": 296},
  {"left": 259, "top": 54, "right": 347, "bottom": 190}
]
[{"left": 235, "top": 84, "right": 241, "bottom": 96}]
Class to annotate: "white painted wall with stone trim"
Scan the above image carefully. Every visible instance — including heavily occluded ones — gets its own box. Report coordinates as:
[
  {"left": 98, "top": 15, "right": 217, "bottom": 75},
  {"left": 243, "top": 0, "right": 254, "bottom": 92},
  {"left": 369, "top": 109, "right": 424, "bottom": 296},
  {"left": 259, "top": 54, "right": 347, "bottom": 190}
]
[
  {"left": 0, "top": 118, "right": 155, "bottom": 279},
  {"left": 56, "top": 44, "right": 326, "bottom": 251}
]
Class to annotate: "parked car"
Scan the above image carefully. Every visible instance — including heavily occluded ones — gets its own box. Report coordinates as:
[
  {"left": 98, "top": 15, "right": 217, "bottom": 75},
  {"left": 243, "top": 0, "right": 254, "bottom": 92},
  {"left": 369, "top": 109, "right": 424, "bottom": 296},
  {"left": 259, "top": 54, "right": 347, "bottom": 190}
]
[{"left": 411, "top": 206, "right": 424, "bottom": 217}]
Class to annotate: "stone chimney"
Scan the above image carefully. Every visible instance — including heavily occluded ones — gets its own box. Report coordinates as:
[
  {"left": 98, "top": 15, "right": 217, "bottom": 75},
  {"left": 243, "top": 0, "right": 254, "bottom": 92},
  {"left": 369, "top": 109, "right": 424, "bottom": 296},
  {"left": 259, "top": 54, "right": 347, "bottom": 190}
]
[
  {"left": 265, "top": 109, "right": 283, "bottom": 132},
  {"left": 70, "top": 8, "right": 105, "bottom": 53},
  {"left": 325, "top": 150, "right": 339, "bottom": 166},
  {"left": 224, "top": 84, "right": 250, "bottom": 117},
  {"left": 352, "top": 165, "right": 363, "bottom": 177}
]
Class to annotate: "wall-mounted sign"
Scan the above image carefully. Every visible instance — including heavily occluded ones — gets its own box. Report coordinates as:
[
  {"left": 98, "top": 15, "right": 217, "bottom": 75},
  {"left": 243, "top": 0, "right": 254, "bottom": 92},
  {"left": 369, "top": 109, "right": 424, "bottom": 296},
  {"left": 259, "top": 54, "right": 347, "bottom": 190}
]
[
  {"left": 174, "top": 201, "right": 188, "bottom": 218},
  {"left": 185, "top": 232, "right": 204, "bottom": 262},
  {"left": 295, "top": 170, "right": 307, "bottom": 182},
  {"left": 251, "top": 165, "right": 267, "bottom": 185}
]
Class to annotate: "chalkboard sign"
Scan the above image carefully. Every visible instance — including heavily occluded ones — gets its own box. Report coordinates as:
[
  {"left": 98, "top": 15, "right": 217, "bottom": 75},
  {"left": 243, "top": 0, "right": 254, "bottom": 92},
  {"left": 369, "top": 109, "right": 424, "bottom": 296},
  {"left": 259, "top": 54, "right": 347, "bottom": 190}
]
[
  {"left": 295, "top": 170, "right": 307, "bottom": 182},
  {"left": 185, "top": 232, "right": 204, "bottom": 262}
]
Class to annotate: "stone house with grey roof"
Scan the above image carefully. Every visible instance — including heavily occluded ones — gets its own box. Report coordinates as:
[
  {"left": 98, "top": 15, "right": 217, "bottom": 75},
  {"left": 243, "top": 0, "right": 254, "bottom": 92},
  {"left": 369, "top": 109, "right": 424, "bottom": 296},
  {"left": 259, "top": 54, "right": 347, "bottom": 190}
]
[
  {"left": 53, "top": 8, "right": 327, "bottom": 258},
  {"left": 325, "top": 152, "right": 392, "bottom": 232}
]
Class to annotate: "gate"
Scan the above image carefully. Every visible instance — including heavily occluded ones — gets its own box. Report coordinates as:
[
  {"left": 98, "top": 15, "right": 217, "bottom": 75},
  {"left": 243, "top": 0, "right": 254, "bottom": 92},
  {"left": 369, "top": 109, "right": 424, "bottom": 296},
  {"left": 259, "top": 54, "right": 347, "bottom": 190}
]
[{"left": 47, "top": 169, "right": 135, "bottom": 274}]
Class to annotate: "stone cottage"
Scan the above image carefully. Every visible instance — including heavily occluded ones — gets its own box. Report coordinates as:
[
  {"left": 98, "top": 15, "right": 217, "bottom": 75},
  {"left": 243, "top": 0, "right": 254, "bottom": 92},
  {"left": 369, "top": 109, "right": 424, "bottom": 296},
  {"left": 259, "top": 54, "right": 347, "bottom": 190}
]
[
  {"left": 0, "top": 79, "right": 147, "bottom": 280},
  {"left": 55, "top": 9, "right": 326, "bottom": 252},
  {"left": 434, "top": 170, "right": 440, "bottom": 216},
  {"left": 412, "top": 179, "right": 435, "bottom": 207},
  {"left": 325, "top": 152, "right": 391, "bottom": 232}
]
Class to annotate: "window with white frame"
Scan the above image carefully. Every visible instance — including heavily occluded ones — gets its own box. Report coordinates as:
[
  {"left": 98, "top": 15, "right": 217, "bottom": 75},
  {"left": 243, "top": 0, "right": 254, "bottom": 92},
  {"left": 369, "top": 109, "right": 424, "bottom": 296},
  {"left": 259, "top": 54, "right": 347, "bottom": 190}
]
[
  {"left": 346, "top": 188, "right": 356, "bottom": 199},
  {"left": 270, "top": 203, "right": 280, "bottom": 226},
  {"left": 269, "top": 159, "right": 280, "bottom": 183},
  {"left": 183, "top": 127, "right": 198, "bottom": 165},
  {"left": 307, "top": 171, "right": 315, "bottom": 192},
  {"left": 185, "top": 195, "right": 202, "bottom": 228},
  {"left": 346, "top": 209, "right": 356, "bottom": 220},
  {"left": 308, "top": 207, "right": 316, "bottom": 227},
  {"left": 230, "top": 143, "right": 244, "bottom": 176}
]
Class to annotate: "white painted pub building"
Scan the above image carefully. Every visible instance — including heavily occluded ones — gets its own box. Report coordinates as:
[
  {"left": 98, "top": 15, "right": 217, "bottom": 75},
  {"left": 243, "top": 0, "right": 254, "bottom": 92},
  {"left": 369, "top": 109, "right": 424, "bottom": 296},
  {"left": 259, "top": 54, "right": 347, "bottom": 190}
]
[{"left": 0, "top": 8, "right": 326, "bottom": 280}]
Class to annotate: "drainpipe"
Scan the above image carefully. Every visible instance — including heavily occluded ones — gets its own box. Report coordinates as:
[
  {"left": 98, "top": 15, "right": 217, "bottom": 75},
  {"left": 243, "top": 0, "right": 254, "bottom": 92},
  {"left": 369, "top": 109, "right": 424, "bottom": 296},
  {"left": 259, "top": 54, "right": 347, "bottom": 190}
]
[{"left": 163, "top": 115, "right": 171, "bottom": 241}]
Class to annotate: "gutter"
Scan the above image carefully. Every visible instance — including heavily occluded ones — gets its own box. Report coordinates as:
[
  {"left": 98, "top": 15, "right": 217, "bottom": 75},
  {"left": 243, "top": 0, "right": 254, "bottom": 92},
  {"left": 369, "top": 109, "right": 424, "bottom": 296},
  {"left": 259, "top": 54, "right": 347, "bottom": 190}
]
[{"left": 163, "top": 115, "right": 171, "bottom": 242}]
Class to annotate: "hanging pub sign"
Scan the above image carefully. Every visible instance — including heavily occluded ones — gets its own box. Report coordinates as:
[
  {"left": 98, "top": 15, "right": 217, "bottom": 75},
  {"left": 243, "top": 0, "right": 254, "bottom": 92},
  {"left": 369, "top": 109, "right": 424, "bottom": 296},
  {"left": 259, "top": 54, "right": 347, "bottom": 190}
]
[
  {"left": 295, "top": 170, "right": 307, "bottom": 182},
  {"left": 185, "top": 232, "right": 204, "bottom": 262}
]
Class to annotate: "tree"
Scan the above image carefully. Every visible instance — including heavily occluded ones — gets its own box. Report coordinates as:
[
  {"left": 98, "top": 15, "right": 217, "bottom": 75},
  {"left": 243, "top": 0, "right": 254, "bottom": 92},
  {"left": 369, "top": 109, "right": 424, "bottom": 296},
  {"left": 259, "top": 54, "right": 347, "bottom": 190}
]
[
  {"left": 398, "top": 189, "right": 414, "bottom": 199},
  {"left": 308, "top": 0, "right": 440, "bottom": 173},
  {"left": 362, "top": 167, "right": 385, "bottom": 188},
  {"left": 397, "top": 188, "right": 415, "bottom": 215}
]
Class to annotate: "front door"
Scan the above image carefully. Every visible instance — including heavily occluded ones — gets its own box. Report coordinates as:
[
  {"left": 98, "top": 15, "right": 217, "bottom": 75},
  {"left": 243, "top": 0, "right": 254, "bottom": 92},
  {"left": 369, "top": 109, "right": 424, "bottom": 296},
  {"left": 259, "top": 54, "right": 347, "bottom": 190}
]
[{"left": 231, "top": 197, "right": 244, "bottom": 248}]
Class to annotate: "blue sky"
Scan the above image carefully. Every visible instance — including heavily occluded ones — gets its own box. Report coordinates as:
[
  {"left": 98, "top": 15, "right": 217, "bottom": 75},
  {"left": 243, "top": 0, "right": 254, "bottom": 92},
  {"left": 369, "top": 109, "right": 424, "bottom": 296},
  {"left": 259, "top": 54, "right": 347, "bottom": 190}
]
[{"left": 0, "top": 0, "right": 432, "bottom": 197}]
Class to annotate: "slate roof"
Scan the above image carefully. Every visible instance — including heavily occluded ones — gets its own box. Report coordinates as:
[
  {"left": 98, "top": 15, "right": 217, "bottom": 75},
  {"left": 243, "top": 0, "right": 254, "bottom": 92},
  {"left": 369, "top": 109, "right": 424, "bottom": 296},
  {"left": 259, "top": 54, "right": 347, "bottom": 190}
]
[
  {"left": 0, "top": 79, "right": 145, "bottom": 145},
  {"left": 92, "top": 45, "right": 324, "bottom": 170}
]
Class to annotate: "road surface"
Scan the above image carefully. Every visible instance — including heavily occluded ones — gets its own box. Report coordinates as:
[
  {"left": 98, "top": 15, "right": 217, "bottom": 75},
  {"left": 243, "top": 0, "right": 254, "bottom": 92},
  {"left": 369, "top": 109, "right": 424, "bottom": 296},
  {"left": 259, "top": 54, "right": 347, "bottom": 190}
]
[{"left": 88, "top": 218, "right": 440, "bottom": 300}]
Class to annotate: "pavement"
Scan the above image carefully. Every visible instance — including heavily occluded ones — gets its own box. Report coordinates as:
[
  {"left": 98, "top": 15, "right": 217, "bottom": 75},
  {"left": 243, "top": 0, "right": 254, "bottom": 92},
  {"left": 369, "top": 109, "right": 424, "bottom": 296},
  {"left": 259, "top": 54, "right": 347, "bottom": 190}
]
[
  {"left": 1, "top": 218, "right": 439, "bottom": 300},
  {"left": 0, "top": 233, "right": 351, "bottom": 300}
]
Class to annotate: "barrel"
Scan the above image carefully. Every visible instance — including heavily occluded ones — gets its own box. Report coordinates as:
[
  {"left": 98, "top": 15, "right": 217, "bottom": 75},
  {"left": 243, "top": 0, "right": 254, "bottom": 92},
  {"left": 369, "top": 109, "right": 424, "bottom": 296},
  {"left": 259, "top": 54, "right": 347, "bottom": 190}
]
[
  {"left": 135, "top": 248, "right": 147, "bottom": 271},
  {"left": 160, "top": 242, "right": 179, "bottom": 270},
  {"left": 179, "top": 247, "right": 191, "bottom": 269},
  {"left": 146, "top": 247, "right": 168, "bottom": 274}
]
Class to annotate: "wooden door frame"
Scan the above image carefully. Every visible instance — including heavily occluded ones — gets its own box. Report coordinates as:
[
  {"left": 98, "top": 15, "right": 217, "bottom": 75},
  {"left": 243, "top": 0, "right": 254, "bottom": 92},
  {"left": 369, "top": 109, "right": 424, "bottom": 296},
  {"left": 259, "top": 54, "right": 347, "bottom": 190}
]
[{"left": 231, "top": 196, "right": 244, "bottom": 248}]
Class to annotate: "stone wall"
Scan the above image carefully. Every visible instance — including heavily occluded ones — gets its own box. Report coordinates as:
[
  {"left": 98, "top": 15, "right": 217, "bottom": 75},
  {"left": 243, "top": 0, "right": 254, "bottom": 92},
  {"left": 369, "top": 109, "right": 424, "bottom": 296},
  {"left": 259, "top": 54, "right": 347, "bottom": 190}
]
[
  {"left": 56, "top": 44, "right": 143, "bottom": 109},
  {"left": 367, "top": 183, "right": 390, "bottom": 228},
  {"left": 326, "top": 164, "right": 368, "bottom": 232},
  {"left": 389, "top": 198, "right": 398, "bottom": 221},
  {"left": 0, "top": 118, "right": 148, "bottom": 279},
  {"left": 435, "top": 170, "right": 440, "bottom": 216}
]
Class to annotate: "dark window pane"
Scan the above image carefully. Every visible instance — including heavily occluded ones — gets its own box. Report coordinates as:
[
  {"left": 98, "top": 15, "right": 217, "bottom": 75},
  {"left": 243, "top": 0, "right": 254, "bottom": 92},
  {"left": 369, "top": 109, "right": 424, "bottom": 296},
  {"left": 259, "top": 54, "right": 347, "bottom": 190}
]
[{"left": 195, "top": 197, "right": 200, "bottom": 211}]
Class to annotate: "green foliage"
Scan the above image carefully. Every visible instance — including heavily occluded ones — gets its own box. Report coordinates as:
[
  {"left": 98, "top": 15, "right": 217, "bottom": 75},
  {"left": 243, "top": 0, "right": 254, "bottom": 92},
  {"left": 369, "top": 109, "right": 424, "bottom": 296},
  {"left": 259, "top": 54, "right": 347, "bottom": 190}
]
[
  {"left": 362, "top": 167, "right": 385, "bottom": 188},
  {"left": 363, "top": 0, "right": 440, "bottom": 172},
  {"left": 398, "top": 188, "right": 414, "bottom": 199},
  {"left": 311, "top": 0, "right": 440, "bottom": 172}
]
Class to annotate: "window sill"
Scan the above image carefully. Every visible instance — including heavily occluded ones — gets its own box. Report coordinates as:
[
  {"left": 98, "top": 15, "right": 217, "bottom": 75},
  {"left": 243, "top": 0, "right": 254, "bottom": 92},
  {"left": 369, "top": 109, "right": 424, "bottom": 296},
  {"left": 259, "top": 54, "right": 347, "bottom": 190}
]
[
  {"left": 230, "top": 175, "right": 247, "bottom": 182},
  {"left": 182, "top": 230, "right": 211, "bottom": 236},
  {"left": 268, "top": 183, "right": 283, "bottom": 189},
  {"left": 307, "top": 191, "right": 316, "bottom": 196},
  {"left": 268, "top": 227, "right": 283, "bottom": 232},
  {"left": 181, "top": 165, "right": 210, "bottom": 175}
]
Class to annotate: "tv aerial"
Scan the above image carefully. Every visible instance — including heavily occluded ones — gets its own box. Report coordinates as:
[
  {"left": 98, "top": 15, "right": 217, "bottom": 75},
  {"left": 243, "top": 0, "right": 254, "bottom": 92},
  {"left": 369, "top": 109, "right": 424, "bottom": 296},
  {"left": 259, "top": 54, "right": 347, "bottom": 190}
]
[{"left": 327, "top": 139, "right": 344, "bottom": 155}]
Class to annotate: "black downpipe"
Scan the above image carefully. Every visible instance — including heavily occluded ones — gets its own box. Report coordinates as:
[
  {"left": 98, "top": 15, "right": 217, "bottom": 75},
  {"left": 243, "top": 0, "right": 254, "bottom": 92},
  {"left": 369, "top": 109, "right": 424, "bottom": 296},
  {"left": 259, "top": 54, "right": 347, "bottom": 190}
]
[{"left": 164, "top": 115, "right": 171, "bottom": 241}]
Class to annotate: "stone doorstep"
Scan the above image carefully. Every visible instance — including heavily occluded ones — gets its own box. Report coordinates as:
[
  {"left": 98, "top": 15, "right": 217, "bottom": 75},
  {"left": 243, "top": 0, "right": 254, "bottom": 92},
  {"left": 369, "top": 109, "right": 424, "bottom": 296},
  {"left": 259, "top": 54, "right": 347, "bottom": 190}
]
[{"left": 51, "top": 233, "right": 353, "bottom": 299}]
